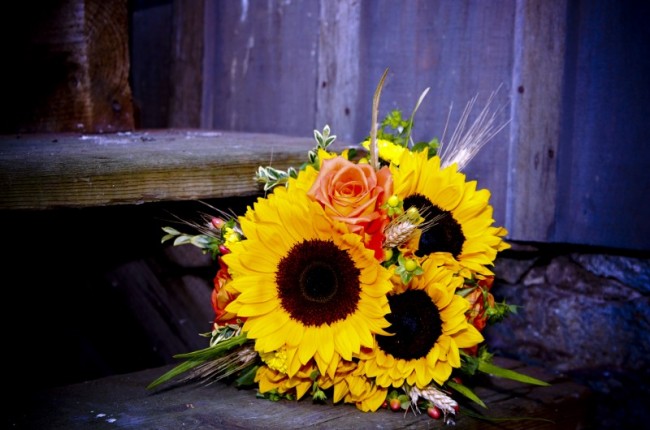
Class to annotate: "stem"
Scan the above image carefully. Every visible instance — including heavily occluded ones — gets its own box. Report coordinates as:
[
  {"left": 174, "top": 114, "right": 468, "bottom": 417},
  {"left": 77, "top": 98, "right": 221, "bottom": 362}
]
[{"left": 370, "top": 68, "right": 389, "bottom": 170}]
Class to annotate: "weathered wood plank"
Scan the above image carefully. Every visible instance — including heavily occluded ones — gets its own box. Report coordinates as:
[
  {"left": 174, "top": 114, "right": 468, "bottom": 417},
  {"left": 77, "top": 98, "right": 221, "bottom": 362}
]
[
  {"left": 506, "top": 0, "right": 567, "bottom": 241},
  {"left": 130, "top": 2, "right": 173, "bottom": 128},
  {"left": 14, "top": 357, "right": 590, "bottom": 429},
  {"left": 316, "top": 0, "right": 362, "bottom": 143},
  {"left": 169, "top": 0, "right": 206, "bottom": 128},
  {"left": 0, "top": 130, "right": 320, "bottom": 210},
  {"left": 202, "top": 0, "right": 320, "bottom": 135}
]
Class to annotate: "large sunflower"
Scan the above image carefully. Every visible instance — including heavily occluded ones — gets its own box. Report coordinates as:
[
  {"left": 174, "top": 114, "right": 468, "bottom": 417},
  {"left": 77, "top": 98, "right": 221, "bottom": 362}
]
[
  {"left": 391, "top": 150, "right": 509, "bottom": 276},
  {"left": 223, "top": 185, "right": 393, "bottom": 377},
  {"left": 358, "top": 259, "right": 483, "bottom": 388}
]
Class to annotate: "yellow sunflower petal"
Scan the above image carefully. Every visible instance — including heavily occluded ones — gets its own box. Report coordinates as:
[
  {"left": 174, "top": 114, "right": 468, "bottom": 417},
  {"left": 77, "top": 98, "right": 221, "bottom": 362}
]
[{"left": 223, "top": 180, "right": 392, "bottom": 379}]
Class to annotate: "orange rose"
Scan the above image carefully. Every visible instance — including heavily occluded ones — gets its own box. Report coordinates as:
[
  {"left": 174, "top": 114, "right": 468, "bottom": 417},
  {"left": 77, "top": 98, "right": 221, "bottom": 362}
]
[
  {"left": 307, "top": 157, "right": 392, "bottom": 259},
  {"left": 211, "top": 256, "right": 241, "bottom": 326}
]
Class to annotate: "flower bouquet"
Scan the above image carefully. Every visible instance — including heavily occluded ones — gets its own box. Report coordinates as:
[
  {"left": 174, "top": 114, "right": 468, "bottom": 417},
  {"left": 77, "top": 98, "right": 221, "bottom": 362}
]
[{"left": 149, "top": 70, "right": 548, "bottom": 424}]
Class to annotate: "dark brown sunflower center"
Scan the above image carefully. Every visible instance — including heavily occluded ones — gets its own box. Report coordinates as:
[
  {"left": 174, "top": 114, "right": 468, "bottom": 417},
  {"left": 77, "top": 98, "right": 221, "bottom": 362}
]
[
  {"left": 276, "top": 239, "right": 361, "bottom": 326},
  {"left": 403, "top": 194, "right": 465, "bottom": 258},
  {"left": 377, "top": 290, "right": 442, "bottom": 360}
]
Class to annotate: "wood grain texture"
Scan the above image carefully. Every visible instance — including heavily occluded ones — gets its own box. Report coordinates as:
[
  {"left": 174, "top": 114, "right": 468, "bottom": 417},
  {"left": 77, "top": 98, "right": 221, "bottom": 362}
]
[
  {"left": 0, "top": 130, "right": 316, "bottom": 209},
  {"left": 85, "top": 0, "right": 135, "bottom": 132},
  {"left": 14, "top": 357, "right": 590, "bottom": 429},
  {"left": 354, "top": 0, "right": 516, "bottom": 230},
  {"left": 553, "top": 0, "right": 650, "bottom": 251},
  {"left": 130, "top": 2, "right": 173, "bottom": 128},
  {"left": 316, "top": 0, "right": 362, "bottom": 143},
  {"left": 0, "top": 0, "right": 134, "bottom": 133},
  {"left": 169, "top": 0, "right": 205, "bottom": 128},
  {"left": 506, "top": 0, "right": 567, "bottom": 242},
  {"left": 203, "top": 0, "right": 320, "bottom": 135}
]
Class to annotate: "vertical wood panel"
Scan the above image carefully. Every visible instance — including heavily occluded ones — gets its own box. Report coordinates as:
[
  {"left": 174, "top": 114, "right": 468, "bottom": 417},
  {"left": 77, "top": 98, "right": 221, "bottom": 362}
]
[
  {"left": 506, "top": 0, "right": 568, "bottom": 241},
  {"left": 553, "top": 0, "right": 650, "bottom": 250},
  {"left": 356, "top": 0, "right": 515, "bottom": 227},
  {"left": 130, "top": 2, "right": 173, "bottom": 128},
  {"left": 316, "top": 0, "right": 362, "bottom": 143},
  {"left": 204, "top": 0, "right": 320, "bottom": 137},
  {"left": 169, "top": 0, "right": 205, "bottom": 128}
]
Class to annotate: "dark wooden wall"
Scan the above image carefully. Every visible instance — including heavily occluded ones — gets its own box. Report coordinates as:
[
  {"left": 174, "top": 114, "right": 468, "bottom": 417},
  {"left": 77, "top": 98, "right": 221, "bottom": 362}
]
[
  {"left": 1, "top": 0, "right": 134, "bottom": 133},
  {"left": 131, "top": 0, "right": 650, "bottom": 252}
]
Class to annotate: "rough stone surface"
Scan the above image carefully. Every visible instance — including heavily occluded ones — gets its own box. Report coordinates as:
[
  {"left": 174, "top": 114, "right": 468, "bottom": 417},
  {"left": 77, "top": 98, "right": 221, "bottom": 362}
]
[
  {"left": 488, "top": 246, "right": 650, "bottom": 429},
  {"left": 572, "top": 253, "right": 650, "bottom": 294}
]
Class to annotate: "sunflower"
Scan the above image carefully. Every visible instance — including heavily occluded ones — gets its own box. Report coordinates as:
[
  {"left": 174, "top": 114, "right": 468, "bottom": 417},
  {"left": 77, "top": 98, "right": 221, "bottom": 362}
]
[
  {"left": 256, "top": 355, "right": 387, "bottom": 412},
  {"left": 223, "top": 185, "right": 393, "bottom": 377},
  {"left": 391, "top": 150, "right": 509, "bottom": 276},
  {"left": 255, "top": 361, "right": 316, "bottom": 400},
  {"left": 336, "top": 371, "right": 388, "bottom": 412},
  {"left": 358, "top": 259, "right": 483, "bottom": 388}
]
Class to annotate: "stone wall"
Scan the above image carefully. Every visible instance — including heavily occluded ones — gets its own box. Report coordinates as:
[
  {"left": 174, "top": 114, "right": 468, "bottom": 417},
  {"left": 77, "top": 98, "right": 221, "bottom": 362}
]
[{"left": 486, "top": 243, "right": 650, "bottom": 428}]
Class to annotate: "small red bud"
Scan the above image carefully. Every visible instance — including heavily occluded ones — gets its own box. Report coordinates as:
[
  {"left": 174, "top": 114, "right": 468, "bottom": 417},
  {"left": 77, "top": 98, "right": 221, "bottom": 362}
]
[
  {"left": 211, "top": 217, "right": 225, "bottom": 229},
  {"left": 219, "top": 245, "right": 230, "bottom": 255}
]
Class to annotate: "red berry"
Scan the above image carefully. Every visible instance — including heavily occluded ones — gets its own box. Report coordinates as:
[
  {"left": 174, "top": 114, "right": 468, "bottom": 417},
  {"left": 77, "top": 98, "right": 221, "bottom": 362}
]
[
  {"left": 427, "top": 406, "right": 441, "bottom": 419},
  {"left": 389, "top": 398, "right": 401, "bottom": 412},
  {"left": 381, "top": 400, "right": 388, "bottom": 409}
]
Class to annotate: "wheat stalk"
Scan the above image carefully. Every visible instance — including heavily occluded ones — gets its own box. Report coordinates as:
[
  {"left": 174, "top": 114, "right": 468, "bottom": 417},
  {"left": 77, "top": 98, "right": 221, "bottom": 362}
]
[
  {"left": 409, "top": 385, "right": 458, "bottom": 424},
  {"left": 439, "top": 85, "right": 509, "bottom": 171},
  {"left": 181, "top": 344, "right": 258, "bottom": 386}
]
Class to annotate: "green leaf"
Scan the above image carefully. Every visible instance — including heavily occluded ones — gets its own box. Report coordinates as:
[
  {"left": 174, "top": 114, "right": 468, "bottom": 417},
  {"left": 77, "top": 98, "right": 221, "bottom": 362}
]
[
  {"left": 478, "top": 361, "right": 550, "bottom": 386},
  {"left": 147, "top": 334, "right": 249, "bottom": 390},
  {"left": 162, "top": 226, "right": 181, "bottom": 235},
  {"left": 174, "top": 334, "right": 248, "bottom": 361},
  {"left": 147, "top": 359, "right": 204, "bottom": 389},
  {"left": 234, "top": 364, "right": 259, "bottom": 387},
  {"left": 161, "top": 234, "right": 176, "bottom": 244},
  {"left": 173, "top": 235, "right": 191, "bottom": 246},
  {"left": 446, "top": 380, "right": 486, "bottom": 408}
]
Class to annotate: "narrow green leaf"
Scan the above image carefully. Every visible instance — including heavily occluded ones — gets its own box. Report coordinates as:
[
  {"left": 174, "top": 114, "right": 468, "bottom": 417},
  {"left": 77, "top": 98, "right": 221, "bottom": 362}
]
[
  {"left": 161, "top": 234, "right": 176, "bottom": 244},
  {"left": 447, "top": 380, "right": 486, "bottom": 408},
  {"left": 234, "top": 364, "right": 259, "bottom": 387},
  {"left": 147, "top": 359, "right": 204, "bottom": 389},
  {"left": 147, "top": 334, "right": 249, "bottom": 389},
  {"left": 478, "top": 361, "right": 550, "bottom": 386},
  {"left": 174, "top": 334, "right": 248, "bottom": 361}
]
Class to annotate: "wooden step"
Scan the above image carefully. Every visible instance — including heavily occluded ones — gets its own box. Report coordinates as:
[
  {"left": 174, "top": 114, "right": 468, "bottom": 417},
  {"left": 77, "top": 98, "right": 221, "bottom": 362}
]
[
  {"left": 0, "top": 129, "right": 320, "bottom": 210},
  {"left": 13, "top": 357, "right": 590, "bottom": 429}
]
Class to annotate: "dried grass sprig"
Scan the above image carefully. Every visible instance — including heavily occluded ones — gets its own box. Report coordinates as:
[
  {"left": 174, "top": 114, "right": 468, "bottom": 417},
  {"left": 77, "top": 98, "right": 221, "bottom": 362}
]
[{"left": 439, "top": 85, "right": 509, "bottom": 171}]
